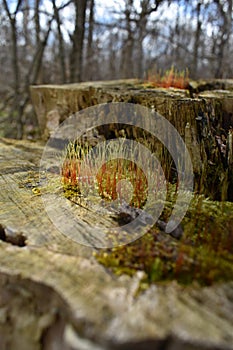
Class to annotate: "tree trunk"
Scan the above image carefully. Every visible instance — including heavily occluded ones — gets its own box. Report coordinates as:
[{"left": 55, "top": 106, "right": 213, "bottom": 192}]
[
  {"left": 69, "top": 0, "right": 87, "bottom": 82},
  {"left": 192, "top": 1, "right": 202, "bottom": 78},
  {"left": 52, "top": 0, "right": 67, "bottom": 83},
  {"left": 120, "top": 0, "right": 134, "bottom": 78},
  {"left": 2, "top": 0, "right": 23, "bottom": 139},
  {"left": 35, "top": 0, "right": 41, "bottom": 46},
  {"left": 23, "top": 0, "right": 30, "bottom": 48},
  {"left": 20, "top": 19, "right": 52, "bottom": 126},
  {"left": 85, "top": 0, "right": 95, "bottom": 81},
  {"left": 214, "top": 0, "right": 233, "bottom": 78},
  {"left": 136, "top": 1, "right": 148, "bottom": 79}
]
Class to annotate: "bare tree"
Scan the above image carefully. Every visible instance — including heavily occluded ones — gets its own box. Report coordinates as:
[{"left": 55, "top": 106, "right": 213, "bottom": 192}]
[
  {"left": 120, "top": 0, "right": 135, "bottom": 78},
  {"left": 192, "top": 1, "right": 202, "bottom": 77},
  {"left": 84, "top": 0, "right": 95, "bottom": 80},
  {"left": 2, "top": 0, "right": 23, "bottom": 138},
  {"left": 136, "top": 0, "right": 164, "bottom": 78},
  {"left": 70, "top": 0, "right": 88, "bottom": 82},
  {"left": 214, "top": 0, "right": 233, "bottom": 78},
  {"left": 1, "top": 0, "right": 233, "bottom": 139},
  {"left": 23, "top": 0, "right": 30, "bottom": 48},
  {"left": 119, "top": 0, "right": 166, "bottom": 79},
  {"left": 52, "top": 0, "right": 67, "bottom": 83},
  {"left": 1, "top": 0, "right": 55, "bottom": 137}
]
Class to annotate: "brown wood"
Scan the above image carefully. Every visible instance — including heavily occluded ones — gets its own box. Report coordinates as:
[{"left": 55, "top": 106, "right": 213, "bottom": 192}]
[
  {"left": 0, "top": 133, "right": 233, "bottom": 349},
  {"left": 30, "top": 79, "right": 233, "bottom": 200}
]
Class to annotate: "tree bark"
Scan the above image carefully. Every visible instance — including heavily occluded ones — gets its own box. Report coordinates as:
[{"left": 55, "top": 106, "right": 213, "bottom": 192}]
[
  {"left": 35, "top": 0, "right": 41, "bottom": 46},
  {"left": 69, "top": 0, "right": 88, "bottom": 82},
  {"left": 2, "top": 0, "right": 23, "bottom": 138},
  {"left": 30, "top": 79, "right": 233, "bottom": 201},
  {"left": 52, "top": 0, "right": 67, "bottom": 83},
  {"left": 120, "top": 0, "right": 134, "bottom": 78},
  {"left": 192, "top": 1, "right": 202, "bottom": 78},
  {"left": 136, "top": 0, "right": 150, "bottom": 78},
  {"left": 84, "top": 0, "right": 95, "bottom": 80},
  {"left": 214, "top": 0, "right": 233, "bottom": 78}
]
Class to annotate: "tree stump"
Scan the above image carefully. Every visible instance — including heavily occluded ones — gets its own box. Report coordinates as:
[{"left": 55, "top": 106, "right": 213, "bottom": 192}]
[
  {"left": 1, "top": 79, "right": 233, "bottom": 349},
  {"left": 0, "top": 81, "right": 233, "bottom": 350},
  {"left": 30, "top": 79, "right": 233, "bottom": 200}
]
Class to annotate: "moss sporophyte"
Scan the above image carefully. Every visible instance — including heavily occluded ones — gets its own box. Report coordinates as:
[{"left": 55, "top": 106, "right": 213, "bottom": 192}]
[
  {"left": 61, "top": 139, "right": 161, "bottom": 208},
  {"left": 146, "top": 65, "right": 189, "bottom": 90},
  {"left": 61, "top": 140, "right": 233, "bottom": 287}
]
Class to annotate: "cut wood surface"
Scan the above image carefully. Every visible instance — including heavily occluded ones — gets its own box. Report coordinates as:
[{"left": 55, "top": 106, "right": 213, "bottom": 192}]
[{"left": 1, "top": 137, "right": 233, "bottom": 350}]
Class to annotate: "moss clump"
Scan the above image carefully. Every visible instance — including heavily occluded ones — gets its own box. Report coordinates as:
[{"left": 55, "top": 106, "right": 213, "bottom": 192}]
[
  {"left": 61, "top": 139, "right": 233, "bottom": 287},
  {"left": 94, "top": 193, "right": 233, "bottom": 287},
  {"left": 146, "top": 65, "right": 189, "bottom": 89},
  {"left": 61, "top": 138, "right": 161, "bottom": 208}
]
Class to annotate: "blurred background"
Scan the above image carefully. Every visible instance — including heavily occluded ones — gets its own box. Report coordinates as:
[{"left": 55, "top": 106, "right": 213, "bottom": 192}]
[{"left": 0, "top": 0, "right": 232, "bottom": 139}]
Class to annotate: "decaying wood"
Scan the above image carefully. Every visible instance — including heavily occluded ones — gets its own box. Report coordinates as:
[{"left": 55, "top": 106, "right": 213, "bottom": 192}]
[
  {"left": 30, "top": 79, "right": 233, "bottom": 200},
  {"left": 1, "top": 138, "right": 233, "bottom": 350}
]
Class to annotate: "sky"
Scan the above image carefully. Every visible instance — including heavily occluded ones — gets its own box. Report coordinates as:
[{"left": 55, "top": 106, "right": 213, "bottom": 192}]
[{"left": 7, "top": 0, "right": 213, "bottom": 44}]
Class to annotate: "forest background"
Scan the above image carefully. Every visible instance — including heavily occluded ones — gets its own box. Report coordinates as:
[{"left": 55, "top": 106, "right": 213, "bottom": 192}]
[{"left": 0, "top": 0, "right": 232, "bottom": 138}]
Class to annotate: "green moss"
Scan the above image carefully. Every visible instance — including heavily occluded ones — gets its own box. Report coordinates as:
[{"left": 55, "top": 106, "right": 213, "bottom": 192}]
[
  {"left": 61, "top": 139, "right": 233, "bottom": 287},
  {"left": 94, "top": 192, "right": 233, "bottom": 287}
]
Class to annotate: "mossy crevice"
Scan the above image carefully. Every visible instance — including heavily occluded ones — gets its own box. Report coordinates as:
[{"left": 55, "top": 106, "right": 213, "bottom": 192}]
[{"left": 94, "top": 191, "right": 233, "bottom": 287}]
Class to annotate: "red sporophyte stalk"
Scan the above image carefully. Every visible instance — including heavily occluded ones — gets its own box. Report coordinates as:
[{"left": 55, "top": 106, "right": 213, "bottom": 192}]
[
  {"left": 118, "top": 159, "right": 122, "bottom": 182},
  {"left": 62, "top": 159, "right": 80, "bottom": 186},
  {"left": 106, "top": 168, "right": 111, "bottom": 195},
  {"left": 95, "top": 159, "right": 148, "bottom": 208},
  {"left": 96, "top": 169, "right": 103, "bottom": 194},
  {"left": 112, "top": 170, "right": 117, "bottom": 200},
  {"left": 62, "top": 160, "right": 70, "bottom": 184},
  {"left": 70, "top": 163, "right": 77, "bottom": 186},
  {"left": 147, "top": 66, "right": 189, "bottom": 90},
  {"left": 62, "top": 149, "right": 150, "bottom": 209}
]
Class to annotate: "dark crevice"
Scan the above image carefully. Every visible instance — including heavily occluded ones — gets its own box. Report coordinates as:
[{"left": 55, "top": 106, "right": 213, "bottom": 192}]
[
  {"left": 40, "top": 312, "right": 66, "bottom": 350},
  {"left": 0, "top": 224, "right": 27, "bottom": 247},
  {"left": 110, "top": 336, "right": 172, "bottom": 350},
  {"left": 0, "top": 224, "right": 6, "bottom": 241}
]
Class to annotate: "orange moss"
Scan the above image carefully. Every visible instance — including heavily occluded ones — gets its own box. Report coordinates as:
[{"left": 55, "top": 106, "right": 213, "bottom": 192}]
[
  {"left": 147, "top": 66, "right": 189, "bottom": 89},
  {"left": 96, "top": 159, "right": 148, "bottom": 208},
  {"left": 61, "top": 154, "right": 148, "bottom": 208}
]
